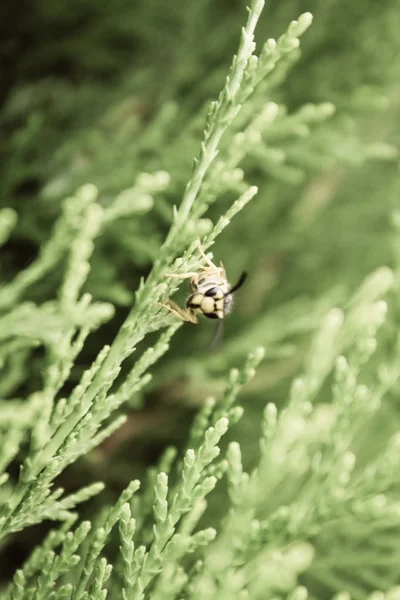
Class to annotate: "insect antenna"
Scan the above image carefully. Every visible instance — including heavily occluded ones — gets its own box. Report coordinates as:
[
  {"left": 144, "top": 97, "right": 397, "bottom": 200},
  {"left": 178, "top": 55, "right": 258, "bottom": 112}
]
[
  {"left": 224, "top": 271, "right": 247, "bottom": 296},
  {"left": 211, "top": 319, "right": 224, "bottom": 349}
]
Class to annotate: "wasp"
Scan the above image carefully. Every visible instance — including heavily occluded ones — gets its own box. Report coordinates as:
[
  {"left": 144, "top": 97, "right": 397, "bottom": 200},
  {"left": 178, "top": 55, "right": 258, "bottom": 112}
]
[{"left": 160, "top": 239, "right": 247, "bottom": 324}]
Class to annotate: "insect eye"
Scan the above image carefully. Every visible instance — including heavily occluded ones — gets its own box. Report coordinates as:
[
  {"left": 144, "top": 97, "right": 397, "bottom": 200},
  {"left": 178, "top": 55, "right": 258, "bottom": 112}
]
[{"left": 204, "top": 286, "right": 220, "bottom": 297}]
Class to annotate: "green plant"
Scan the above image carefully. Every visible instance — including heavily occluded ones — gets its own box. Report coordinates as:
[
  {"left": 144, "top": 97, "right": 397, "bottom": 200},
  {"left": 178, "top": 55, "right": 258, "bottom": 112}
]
[{"left": 1, "top": 0, "right": 400, "bottom": 598}]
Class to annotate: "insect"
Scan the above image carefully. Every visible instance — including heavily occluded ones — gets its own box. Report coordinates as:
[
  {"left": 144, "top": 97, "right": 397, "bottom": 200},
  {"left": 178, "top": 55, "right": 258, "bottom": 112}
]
[{"left": 160, "top": 239, "right": 247, "bottom": 324}]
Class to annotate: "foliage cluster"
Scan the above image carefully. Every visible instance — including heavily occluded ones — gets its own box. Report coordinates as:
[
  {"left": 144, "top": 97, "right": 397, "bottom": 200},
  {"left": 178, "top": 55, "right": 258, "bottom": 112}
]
[{"left": 1, "top": 0, "right": 400, "bottom": 598}]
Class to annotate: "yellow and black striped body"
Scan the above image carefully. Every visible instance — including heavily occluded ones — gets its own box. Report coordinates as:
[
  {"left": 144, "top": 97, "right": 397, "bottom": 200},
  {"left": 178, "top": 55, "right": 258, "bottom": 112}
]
[{"left": 186, "top": 276, "right": 232, "bottom": 320}]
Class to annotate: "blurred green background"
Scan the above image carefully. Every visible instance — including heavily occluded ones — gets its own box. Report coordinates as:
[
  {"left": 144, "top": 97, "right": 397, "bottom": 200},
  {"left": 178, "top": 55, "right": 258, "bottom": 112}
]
[{"left": 1, "top": 0, "right": 400, "bottom": 593}]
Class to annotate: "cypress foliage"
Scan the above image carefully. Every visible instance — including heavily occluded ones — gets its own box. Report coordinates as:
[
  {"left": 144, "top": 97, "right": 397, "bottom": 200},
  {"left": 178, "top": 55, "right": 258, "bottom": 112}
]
[{"left": 1, "top": 1, "right": 400, "bottom": 598}]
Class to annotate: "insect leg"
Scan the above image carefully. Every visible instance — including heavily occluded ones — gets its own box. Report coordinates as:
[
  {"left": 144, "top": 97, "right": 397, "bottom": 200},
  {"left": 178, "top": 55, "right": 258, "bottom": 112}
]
[
  {"left": 196, "top": 238, "right": 218, "bottom": 269},
  {"left": 158, "top": 300, "right": 198, "bottom": 324},
  {"left": 164, "top": 272, "right": 198, "bottom": 279}
]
